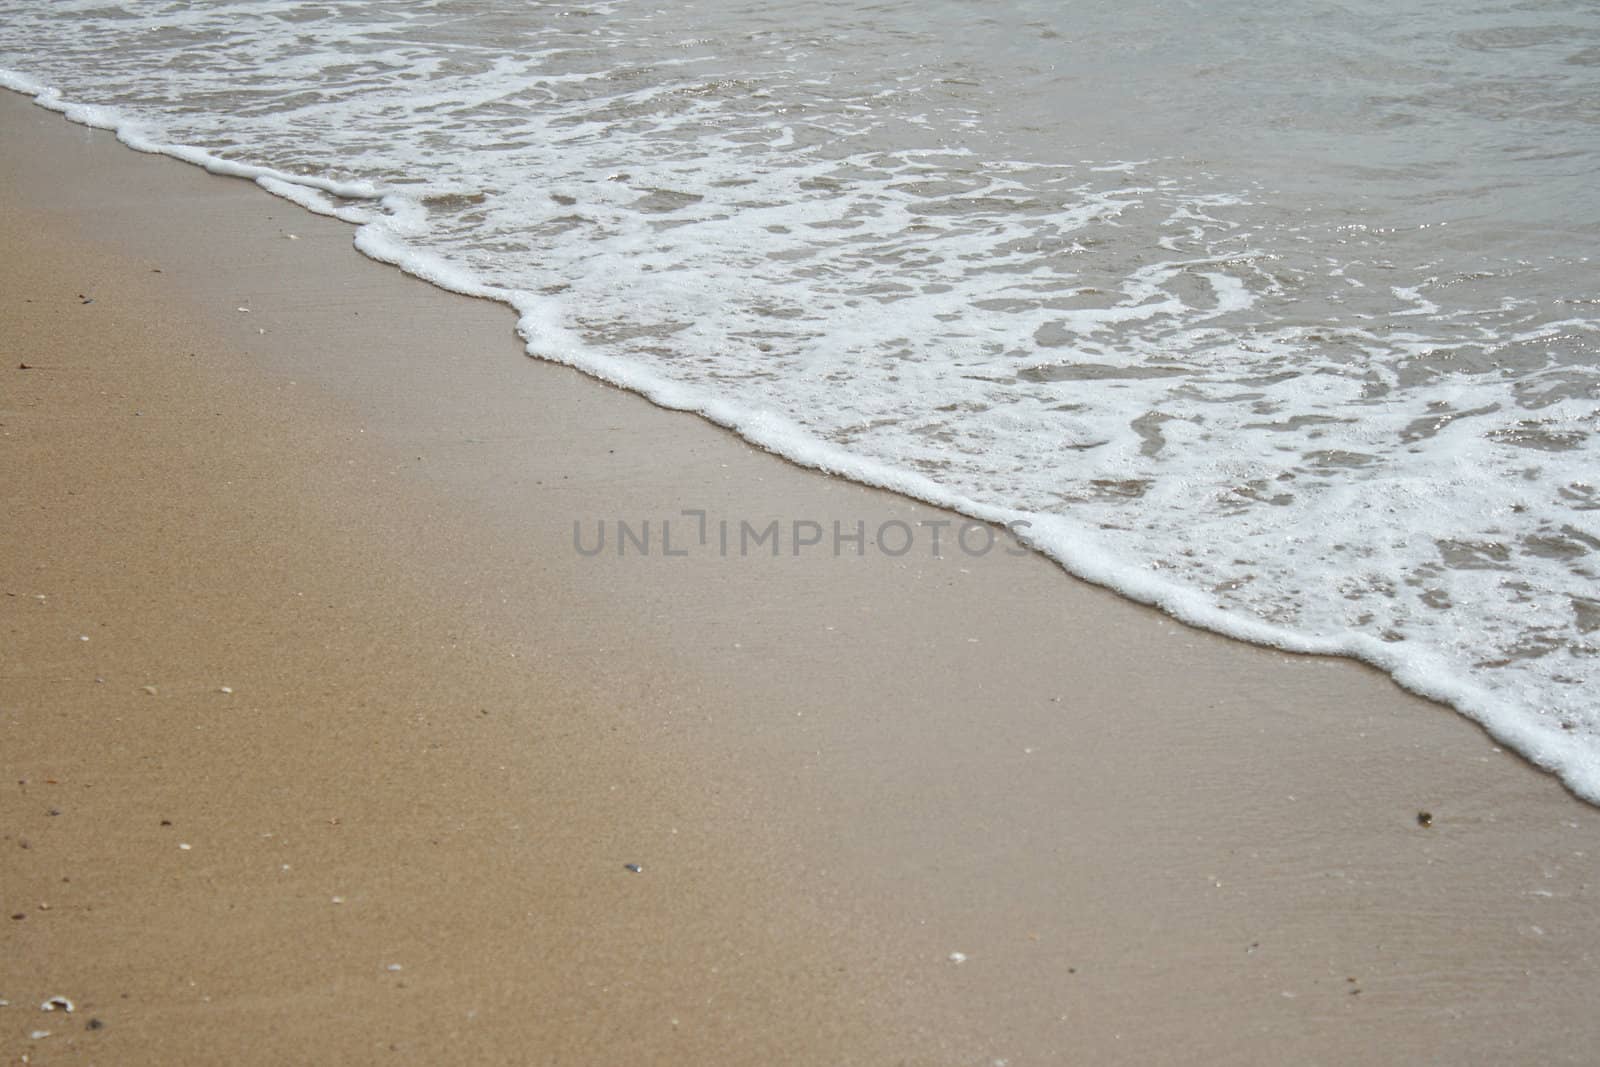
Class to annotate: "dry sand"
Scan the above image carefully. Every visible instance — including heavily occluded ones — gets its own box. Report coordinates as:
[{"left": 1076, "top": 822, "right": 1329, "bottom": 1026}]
[{"left": 3, "top": 89, "right": 1600, "bottom": 1064}]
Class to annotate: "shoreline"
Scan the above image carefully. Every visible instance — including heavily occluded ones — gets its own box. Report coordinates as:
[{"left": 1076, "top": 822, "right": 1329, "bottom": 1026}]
[
  {"left": 2, "top": 76, "right": 1580, "bottom": 807},
  {"left": 5, "top": 88, "right": 1600, "bottom": 1064}
]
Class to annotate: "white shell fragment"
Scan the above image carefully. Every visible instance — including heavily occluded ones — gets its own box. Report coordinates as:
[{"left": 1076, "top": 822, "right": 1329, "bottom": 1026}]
[{"left": 41, "top": 997, "right": 74, "bottom": 1013}]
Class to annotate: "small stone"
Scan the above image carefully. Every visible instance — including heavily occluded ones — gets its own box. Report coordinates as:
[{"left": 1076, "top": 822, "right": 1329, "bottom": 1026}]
[
  {"left": 178, "top": 843, "right": 192, "bottom": 851},
  {"left": 385, "top": 963, "right": 402, "bottom": 972},
  {"left": 30, "top": 1029, "right": 50, "bottom": 1040},
  {"left": 218, "top": 686, "right": 233, "bottom": 695},
  {"left": 948, "top": 952, "right": 968, "bottom": 964},
  {"left": 624, "top": 863, "right": 643, "bottom": 874},
  {"left": 86, "top": 1018, "right": 105, "bottom": 1031},
  {"left": 1416, "top": 811, "right": 1433, "bottom": 828},
  {"left": 141, "top": 686, "right": 158, "bottom": 696}
]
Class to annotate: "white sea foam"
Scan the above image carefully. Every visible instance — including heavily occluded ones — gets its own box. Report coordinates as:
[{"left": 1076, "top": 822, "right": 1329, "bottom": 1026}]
[{"left": 3, "top": 0, "right": 1597, "bottom": 801}]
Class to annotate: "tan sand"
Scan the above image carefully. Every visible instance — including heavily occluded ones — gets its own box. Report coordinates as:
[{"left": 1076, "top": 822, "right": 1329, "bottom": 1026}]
[{"left": 3, "top": 89, "right": 1599, "bottom": 1064}]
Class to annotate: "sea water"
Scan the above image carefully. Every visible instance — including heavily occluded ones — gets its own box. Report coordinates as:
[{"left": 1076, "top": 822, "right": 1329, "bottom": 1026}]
[{"left": 3, "top": 0, "right": 1597, "bottom": 799}]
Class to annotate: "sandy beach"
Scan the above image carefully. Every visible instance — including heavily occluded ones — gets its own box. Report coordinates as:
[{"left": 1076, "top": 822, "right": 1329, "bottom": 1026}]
[{"left": 4, "top": 87, "right": 1600, "bottom": 1064}]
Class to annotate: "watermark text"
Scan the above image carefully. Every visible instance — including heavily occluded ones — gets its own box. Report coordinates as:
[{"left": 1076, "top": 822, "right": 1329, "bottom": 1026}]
[{"left": 572, "top": 509, "right": 1032, "bottom": 559}]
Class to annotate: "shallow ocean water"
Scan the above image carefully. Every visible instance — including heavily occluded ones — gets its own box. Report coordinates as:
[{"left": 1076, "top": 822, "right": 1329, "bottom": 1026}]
[{"left": 3, "top": 0, "right": 1598, "bottom": 797}]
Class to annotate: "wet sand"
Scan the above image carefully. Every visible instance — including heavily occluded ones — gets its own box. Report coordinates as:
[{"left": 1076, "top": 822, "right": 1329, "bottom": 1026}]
[{"left": 4, "top": 89, "right": 1600, "bottom": 1064}]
